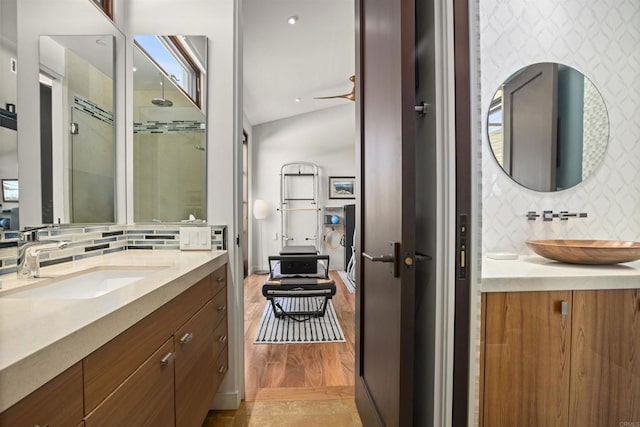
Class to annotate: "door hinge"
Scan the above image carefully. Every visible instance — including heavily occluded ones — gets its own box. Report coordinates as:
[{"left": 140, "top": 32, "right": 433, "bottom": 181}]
[{"left": 235, "top": 234, "right": 240, "bottom": 246}]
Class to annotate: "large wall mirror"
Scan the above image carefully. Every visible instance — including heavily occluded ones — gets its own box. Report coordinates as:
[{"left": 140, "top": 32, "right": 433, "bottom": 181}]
[
  {"left": 487, "top": 62, "right": 610, "bottom": 192},
  {"left": 133, "top": 35, "right": 207, "bottom": 223},
  {"left": 39, "top": 35, "right": 116, "bottom": 223},
  {"left": 0, "top": 0, "right": 18, "bottom": 229}
]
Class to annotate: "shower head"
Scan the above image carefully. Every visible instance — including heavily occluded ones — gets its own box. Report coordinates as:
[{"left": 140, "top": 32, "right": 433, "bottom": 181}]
[{"left": 151, "top": 76, "right": 173, "bottom": 107}]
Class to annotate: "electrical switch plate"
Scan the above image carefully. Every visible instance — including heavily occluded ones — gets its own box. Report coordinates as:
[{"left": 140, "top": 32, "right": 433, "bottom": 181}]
[{"left": 180, "top": 226, "right": 212, "bottom": 250}]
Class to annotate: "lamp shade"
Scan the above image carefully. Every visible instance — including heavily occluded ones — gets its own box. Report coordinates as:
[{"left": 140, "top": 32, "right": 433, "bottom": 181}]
[{"left": 253, "top": 199, "right": 269, "bottom": 220}]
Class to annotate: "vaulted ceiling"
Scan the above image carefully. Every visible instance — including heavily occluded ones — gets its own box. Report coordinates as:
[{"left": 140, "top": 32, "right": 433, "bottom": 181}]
[{"left": 243, "top": 0, "right": 355, "bottom": 126}]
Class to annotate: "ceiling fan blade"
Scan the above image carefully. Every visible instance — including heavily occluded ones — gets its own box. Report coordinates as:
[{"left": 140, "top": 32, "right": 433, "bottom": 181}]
[{"left": 314, "top": 75, "right": 356, "bottom": 102}]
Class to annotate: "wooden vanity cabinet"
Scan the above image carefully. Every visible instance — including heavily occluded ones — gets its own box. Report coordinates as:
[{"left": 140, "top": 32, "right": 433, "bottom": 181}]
[
  {"left": 482, "top": 291, "right": 572, "bottom": 427},
  {"left": 84, "top": 338, "right": 176, "bottom": 427},
  {"left": 0, "top": 362, "right": 84, "bottom": 427},
  {"left": 0, "top": 262, "right": 229, "bottom": 427},
  {"left": 569, "top": 289, "right": 640, "bottom": 426},
  {"left": 481, "top": 289, "right": 640, "bottom": 427}
]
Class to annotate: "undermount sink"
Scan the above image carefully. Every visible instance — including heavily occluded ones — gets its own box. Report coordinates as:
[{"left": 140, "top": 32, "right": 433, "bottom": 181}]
[
  {"left": 2, "top": 266, "right": 164, "bottom": 299},
  {"left": 526, "top": 239, "right": 640, "bottom": 265}
]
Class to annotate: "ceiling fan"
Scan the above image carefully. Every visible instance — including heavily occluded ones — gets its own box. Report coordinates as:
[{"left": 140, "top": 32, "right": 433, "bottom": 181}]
[{"left": 314, "top": 75, "right": 355, "bottom": 101}]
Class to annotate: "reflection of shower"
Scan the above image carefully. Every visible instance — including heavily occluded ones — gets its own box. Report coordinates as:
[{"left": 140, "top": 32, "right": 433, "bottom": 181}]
[{"left": 151, "top": 75, "right": 173, "bottom": 107}]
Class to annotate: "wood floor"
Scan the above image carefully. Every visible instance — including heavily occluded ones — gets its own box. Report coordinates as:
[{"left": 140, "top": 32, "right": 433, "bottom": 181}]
[{"left": 244, "top": 271, "right": 356, "bottom": 401}]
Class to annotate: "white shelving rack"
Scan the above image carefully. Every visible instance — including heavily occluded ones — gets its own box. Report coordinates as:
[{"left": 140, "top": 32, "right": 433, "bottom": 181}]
[{"left": 278, "top": 162, "right": 321, "bottom": 251}]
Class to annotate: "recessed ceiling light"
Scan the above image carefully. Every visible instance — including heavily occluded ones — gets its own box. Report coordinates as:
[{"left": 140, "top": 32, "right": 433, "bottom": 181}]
[
  {"left": 133, "top": 67, "right": 137, "bottom": 72},
  {"left": 287, "top": 15, "right": 299, "bottom": 25},
  {"left": 95, "top": 38, "right": 107, "bottom": 46},
  {"left": 295, "top": 98, "right": 301, "bottom": 102}
]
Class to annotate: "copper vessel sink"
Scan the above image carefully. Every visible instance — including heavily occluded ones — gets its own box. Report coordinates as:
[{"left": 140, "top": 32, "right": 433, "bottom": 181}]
[{"left": 526, "top": 239, "right": 640, "bottom": 265}]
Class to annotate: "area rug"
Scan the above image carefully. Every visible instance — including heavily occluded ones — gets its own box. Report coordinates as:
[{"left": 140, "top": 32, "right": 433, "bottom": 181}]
[
  {"left": 254, "top": 297, "right": 346, "bottom": 344},
  {"left": 337, "top": 270, "right": 356, "bottom": 294}
]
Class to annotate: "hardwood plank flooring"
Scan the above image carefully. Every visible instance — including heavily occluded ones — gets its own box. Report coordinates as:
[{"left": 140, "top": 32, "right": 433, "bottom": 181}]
[{"left": 244, "top": 271, "right": 356, "bottom": 401}]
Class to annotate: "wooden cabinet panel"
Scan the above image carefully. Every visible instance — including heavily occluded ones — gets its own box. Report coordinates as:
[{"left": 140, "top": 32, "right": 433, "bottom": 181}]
[
  {"left": 212, "top": 344, "right": 229, "bottom": 394},
  {"left": 83, "top": 276, "right": 210, "bottom": 413},
  {"left": 212, "top": 285, "right": 227, "bottom": 329},
  {"left": 212, "top": 315, "right": 228, "bottom": 361},
  {"left": 483, "top": 291, "right": 572, "bottom": 427},
  {"left": 211, "top": 264, "right": 226, "bottom": 297},
  {"left": 84, "top": 338, "right": 175, "bottom": 427},
  {"left": 569, "top": 289, "right": 640, "bottom": 426},
  {"left": 0, "top": 362, "right": 83, "bottom": 427},
  {"left": 175, "top": 301, "right": 215, "bottom": 427}
]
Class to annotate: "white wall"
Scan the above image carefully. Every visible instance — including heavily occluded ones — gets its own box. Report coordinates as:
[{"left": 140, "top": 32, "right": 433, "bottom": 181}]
[
  {"left": 251, "top": 103, "right": 356, "bottom": 271},
  {"left": 479, "top": 0, "right": 640, "bottom": 256}
]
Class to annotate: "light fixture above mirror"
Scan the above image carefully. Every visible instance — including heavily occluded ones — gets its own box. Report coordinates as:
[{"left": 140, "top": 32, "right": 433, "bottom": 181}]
[{"left": 487, "top": 62, "right": 609, "bottom": 192}]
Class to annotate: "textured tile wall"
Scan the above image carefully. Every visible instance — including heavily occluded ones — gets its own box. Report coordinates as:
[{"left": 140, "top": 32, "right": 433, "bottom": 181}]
[
  {"left": 479, "top": 0, "right": 640, "bottom": 255},
  {"left": 0, "top": 224, "right": 226, "bottom": 276}
]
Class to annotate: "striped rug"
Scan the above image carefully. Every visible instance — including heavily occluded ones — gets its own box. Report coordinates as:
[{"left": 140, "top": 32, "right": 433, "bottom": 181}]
[{"left": 254, "top": 297, "right": 346, "bottom": 344}]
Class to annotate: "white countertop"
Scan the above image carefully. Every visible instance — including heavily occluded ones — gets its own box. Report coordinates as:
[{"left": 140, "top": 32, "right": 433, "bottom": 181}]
[
  {"left": 482, "top": 255, "right": 640, "bottom": 292},
  {"left": 0, "top": 249, "right": 228, "bottom": 412}
]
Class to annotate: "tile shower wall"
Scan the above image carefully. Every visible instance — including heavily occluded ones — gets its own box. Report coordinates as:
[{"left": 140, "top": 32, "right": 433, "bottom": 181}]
[
  {"left": 479, "top": 0, "right": 640, "bottom": 255},
  {"left": 0, "top": 224, "right": 226, "bottom": 276}
]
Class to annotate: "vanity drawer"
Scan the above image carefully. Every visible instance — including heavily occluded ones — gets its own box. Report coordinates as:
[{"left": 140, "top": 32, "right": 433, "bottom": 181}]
[
  {"left": 84, "top": 338, "right": 175, "bottom": 427},
  {"left": 212, "top": 344, "right": 229, "bottom": 394},
  {"left": 212, "top": 314, "right": 228, "bottom": 361},
  {"left": 0, "top": 362, "right": 83, "bottom": 427},
  {"left": 211, "top": 264, "right": 227, "bottom": 297},
  {"left": 212, "top": 285, "right": 227, "bottom": 329},
  {"left": 83, "top": 275, "right": 211, "bottom": 413}
]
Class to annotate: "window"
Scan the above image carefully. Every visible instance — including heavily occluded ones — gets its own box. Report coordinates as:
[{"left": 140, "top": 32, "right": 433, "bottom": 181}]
[
  {"left": 134, "top": 35, "right": 203, "bottom": 108},
  {"left": 91, "top": 0, "right": 113, "bottom": 19}
]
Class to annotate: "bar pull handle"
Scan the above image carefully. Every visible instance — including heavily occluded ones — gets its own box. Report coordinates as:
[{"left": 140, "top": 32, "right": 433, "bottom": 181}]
[
  {"left": 216, "top": 276, "right": 225, "bottom": 283},
  {"left": 560, "top": 300, "right": 570, "bottom": 316},
  {"left": 218, "top": 335, "right": 228, "bottom": 344},
  {"left": 362, "top": 241, "right": 400, "bottom": 278},
  {"left": 218, "top": 365, "right": 227, "bottom": 374},
  {"left": 217, "top": 304, "right": 226, "bottom": 312},
  {"left": 179, "top": 332, "right": 193, "bottom": 344},
  {"left": 160, "top": 352, "right": 175, "bottom": 365}
]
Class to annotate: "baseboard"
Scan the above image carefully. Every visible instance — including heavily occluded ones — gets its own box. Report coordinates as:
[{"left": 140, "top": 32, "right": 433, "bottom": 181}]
[{"left": 210, "top": 390, "right": 241, "bottom": 410}]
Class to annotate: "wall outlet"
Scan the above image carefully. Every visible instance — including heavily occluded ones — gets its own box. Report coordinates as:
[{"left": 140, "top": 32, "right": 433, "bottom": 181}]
[{"left": 179, "top": 226, "right": 212, "bottom": 250}]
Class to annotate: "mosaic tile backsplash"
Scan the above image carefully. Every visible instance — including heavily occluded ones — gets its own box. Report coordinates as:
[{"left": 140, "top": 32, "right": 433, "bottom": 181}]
[{"left": 0, "top": 224, "right": 226, "bottom": 276}]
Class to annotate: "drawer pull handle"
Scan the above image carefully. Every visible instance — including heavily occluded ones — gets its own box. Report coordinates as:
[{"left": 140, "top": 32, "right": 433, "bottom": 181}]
[
  {"left": 160, "top": 352, "right": 175, "bottom": 365},
  {"left": 217, "top": 304, "right": 226, "bottom": 311},
  {"left": 217, "top": 277, "right": 225, "bottom": 283},
  {"left": 560, "top": 300, "right": 569, "bottom": 316},
  {"left": 218, "top": 365, "right": 227, "bottom": 374},
  {"left": 218, "top": 335, "right": 228, "bottom": 344},
  {"left": 179, "top": 332, "right": 193, "bottom": 344}
]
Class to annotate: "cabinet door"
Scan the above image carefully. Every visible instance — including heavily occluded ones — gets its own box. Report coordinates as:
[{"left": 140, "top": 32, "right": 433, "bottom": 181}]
[
  {"left": 175, "top": 301, "right": 215, "bottom": 427},
  {"left": 0, "top": 362, "right": 83, "bottom": 427},
  {"left": 570, "top": 289, "right": 640, "bottom": 426},
  {"left": 84, "top": 338, "right": 175, "bottom": 427},
  {"left": 483, "top": 291, "right": 572, "bottom": 426}
]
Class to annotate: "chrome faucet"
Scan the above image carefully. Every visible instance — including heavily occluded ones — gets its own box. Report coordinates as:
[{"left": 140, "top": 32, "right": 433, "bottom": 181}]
[{"left": 17, "top": 227, "right": 69, "bottom": 279}]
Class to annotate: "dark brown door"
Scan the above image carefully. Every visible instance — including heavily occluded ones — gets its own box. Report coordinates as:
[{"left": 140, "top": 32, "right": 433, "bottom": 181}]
[
  {"left": 355, "top": 0, "right": 416, "bottom": 424},
  {"left": 503, "top": 62, "right": 558, "bottom": 192}
]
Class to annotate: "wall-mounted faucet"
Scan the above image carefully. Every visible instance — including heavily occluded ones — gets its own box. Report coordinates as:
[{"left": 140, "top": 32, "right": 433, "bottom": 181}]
[
  {"left": 17, "top": 227, "right": 69, "bottom": 279},
  {"left": 526, "top": 211, "right": 588, "bottom": 222}
]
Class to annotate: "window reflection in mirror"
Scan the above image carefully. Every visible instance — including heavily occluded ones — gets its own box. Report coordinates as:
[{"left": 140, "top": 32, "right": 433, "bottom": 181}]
[
  {"left": 487, "top": 62, "right": 609, "bottom": 192},
  {"left": 39, "top": 35, "right": 116, "bottom": 223},
  {"left": 133, "top": 35, "right": 207, "bottom": 223}
]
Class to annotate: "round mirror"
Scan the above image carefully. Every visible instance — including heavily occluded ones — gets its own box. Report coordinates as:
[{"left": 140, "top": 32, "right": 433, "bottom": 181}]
[{"left": 487, "top": 62, "right": 609, "bottom": 192}]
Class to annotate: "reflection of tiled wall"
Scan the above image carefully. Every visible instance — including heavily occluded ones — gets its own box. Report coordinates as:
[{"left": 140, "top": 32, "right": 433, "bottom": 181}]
[
  {"left": 0, "top": 224, "right": 226, "bottom": 276},
  {"left": 582, "top": 78, "right": 608, "bottom": 179},
  {"left": 479, "top": 0, "right": 640, "bottom": 255},
  {"left": 133, "top": 120, "right": 205, "bottom": 134}
]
